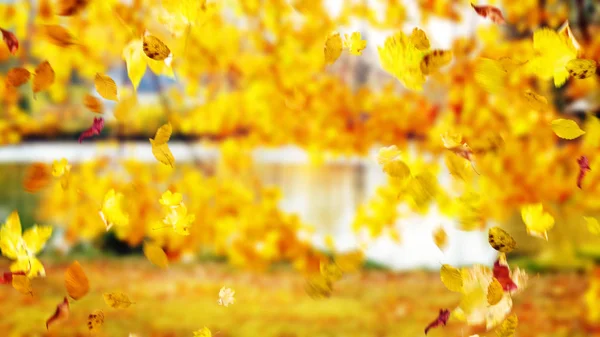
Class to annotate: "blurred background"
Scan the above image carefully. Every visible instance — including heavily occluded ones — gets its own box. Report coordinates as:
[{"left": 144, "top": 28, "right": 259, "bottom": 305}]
[{"left": 1, "top": 0, "right": 600, "bottom": 336}]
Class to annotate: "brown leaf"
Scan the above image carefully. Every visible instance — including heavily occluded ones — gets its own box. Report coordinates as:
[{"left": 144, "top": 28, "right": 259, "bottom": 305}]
[
  {"left": 142, "top": 34, "right": 171, "bottom": 61},
  {"left": 65, "top": 261, "right": 89, "bottom": 300},
  {"left": 83, "top": 94, "right": 103, "bottom": 113},
  {"left": 46, "top": 297, "right": 70, "bottom": 330},
  {"left": 87, "top": 310, "right": 104, "bottom": 332},
  {"left": 471, "top": 4, "right": 506, "bottom": 24},
  {"left": 23, "top": 162, "right": 52, "bottom": 193},
  {"left": 0, "top": 28, "right": 19, "bottom": 54},
  {"left": 56, "top": 0, "right": 90, "bottom": 16},
  {"left": 6, "top": 68, "right": 31, "bottom": 87},
  {"left": 33, "top": 60, "right": 55, "bottom": 94}
]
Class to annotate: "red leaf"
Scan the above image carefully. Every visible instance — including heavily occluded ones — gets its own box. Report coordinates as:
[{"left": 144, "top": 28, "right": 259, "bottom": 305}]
[
  {"left": 0, "top": 28, "right": 19, "bottom": 54},
  {"left": 78, "top": 117, "right": 104, "bottom": 143},
  {"left": 471, "top": 4, "right": 506, "bottom": 24},
  {"left": 577, "top": 156, "right": 591, "bottom": 189},
  {"left": 0, "top": 271, "right": 26, "bottom": 284},
  {"left": 424, "top": 309, "right": 450, "bottom": 334},
  {"left": 493, "top": 259, "right": 517, "bottom": 292},
  {"left": 46, "top": 296, "right": 70, "bottom": 330}
]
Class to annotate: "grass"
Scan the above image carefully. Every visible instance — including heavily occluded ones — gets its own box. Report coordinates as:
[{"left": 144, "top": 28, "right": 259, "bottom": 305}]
[{"left": 0, "top": 258, "right": 599, "bottom": 337}]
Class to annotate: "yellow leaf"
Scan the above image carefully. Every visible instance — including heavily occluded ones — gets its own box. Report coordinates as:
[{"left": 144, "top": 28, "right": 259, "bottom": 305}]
[
  {"left": 378, "top": 31, "right": 428, "bottom": 91},
  {"left": 566, "top": 58, "right": 597, "bottom": 79},
  {"left": 343, "top": 32, "right": 367, "bottom": 56},
  {"left": 320, "top": 260, "right": 342, "bottom": 282},
  {"left": 103, "top": 292, "right": 134, "bottom": 309},
  {"left": 100, "top": 189, "right": 130, "bottom": 230},
  {"left": 94, "top": 73, "right": 118, "bottom": 101},
  {"left": 193, "top": 327, "right": 212, "bottom": 337},
  {"left": 23, "top": 225, "right": 53, "bottom": 254},
  {"left": 523, "top": 90, "right": 548, "bottom": 111},
  {"left": 142, "top": 34, "right": 171, "bottom": 61},
  {"left": 122, "top": 39, "right": 147, "bottom": 91},
  {"left": 488, "top": 227, "right": 516, "bottom": 253},
  {"left": 159, "top": 190, "right": 182, "bottom": 206},
  {"left": 495, "top": 313, "right": 518, "bottom": 337},
  {"left": 529, "top": 28, "right": 577, "bottom": 87},
  {"left": 584, "top": 217, "right": 600, "bottom": 235},
  {"left": 83, "top": 94, "right": 103, "bottom": 113},
  {"left": 445, "top": 152, "right": 471, "bottom": 181},
  {"left": 334, "top": 250, "right": 364, "bottom": 273},
  {"left": 153, "top": 123, "right": 172, "bottom": 145},
  {"left": 475, "top": 58, "right": 506, "bottom": 94},
  {"left": 521, "top": 203, "right": 555, "bottom": 240},
  {"left": 305, "top": 275, "right": 333, "bottom": 299},
  {"left": 150, "top": 139, "right": 175, "bottom": 167},
  {"left": 41, "top": 24, "right": 77, "bottom": 47},
  {"left": 409, "top": 27, "right": 430, "bottom": 50},
  {"left": 12, "top": 274, "right": 33, "bottom": 295},
  {"left": 583, "top": 115, "right": 600, "bottom": 149},
  {"left": 33, "top": 61, "right": 55, "bottom": 94},
  {"left": 420, "top": 49, "right": 452, "bottom": 75},
  {"left": 433, "top": 226, "right": 448, "bottom": 251},
  {"left": 324, "top": 32, "right": 342, "bottom": 65},
  {"left": 6, "top": 68, "right": 31, "bottom": 87},
  {"left": 64, "top": 261, "right": 89, "bottom": 300},
  {"left": 487, "top": 278, "right": 503, "bottom": 305},
  {"left": 551, "top": 118, "right": 585, "bottom": 140},
  {"left": 52, "top": 158, "right": 71, "bottom": 177},
  {"left": 143, "top": 241, "right": 169, "bottom": 268},
  {"left": 87, "top": 310, "right": 104, "bottom": 332},
  {"left": 147, "top": 58, "right": 175, "bottom": 78},
  {"left": 440, "top": 264, "right": 463, "bottom": 292}
]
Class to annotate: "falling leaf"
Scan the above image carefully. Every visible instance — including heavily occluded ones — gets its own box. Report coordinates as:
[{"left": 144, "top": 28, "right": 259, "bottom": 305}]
[
  {"left": 52, "top": 158, "right": 71, "bottom": 177},
  {"left": 87, "top": 310, "right": 104, "bottom": 332},
  {"left": 493, "top": 259, "right": 517, "bottom": 292},
  {"left": 159, "top": 190, "right": 182, "bottom": 207},
  {"left": 218, "top": 286, "right": 235, "bottom": 307},
  {"left": 150, "top": 123, "right": 175, "bottom": 167},
  {"left": 487, "top": 278, "right": 503, "bottom": 305},
  {"left": 528, "top": 27, "right": 577, "bottom": 87},
  {"left": 343, "top": 32, "right": 366, "bottom": 55},
  {"left": 377, "top": 145, "right": 411, "bottom": 180},
  {"left": 523, "top": 90, "right": 548, "bottom": 111},
  {"left": 78, "top": 117, "right": 104, "bottom": 143},
  {"left": 445, "top": 152, "right": 472, "bottom": 181},
  {"left": 143, "top": 241, "right": 169, "bottom": 268},
  {"left": 23, "top": 162, "right": 52, "bottom": 193},
  {"left": 320, "top": 260, "right": 343, "bottom": 282},
  {"left": 551, "top": 119, "right": 585, "bottom": 140},
  {"left": 488, "top": 227, "right": 516, "bottom": 253},
  {"left": 495, "top": 313, "right": 518, "bottom": 337},
  {"left": 0, "top": 271, "right": 25, "bottom": 284},
  {"left": 566, "top": 59, "right": 596, "bottom": 80},
  {"left": 433, "top": 227, "right": 448, "bottom": 251},
  {"left": 94, "top": 73, "right": 118, "bottom": 101},
  {"left": 409, "top": 28, "right": 430, "bottom": 50},
  {"left": 521, "top": 203, "right": 555, "bottom": 240},
  {"left": 99, "top": 189, "right": 130, "bottom": 231},
  {"left": 46, "top": 297, "right": 70, "bottom": 330},
  {"left": 577, "top": 156, "right": 591, "bottom": 189},
  {"left": 471, "top": 4, "right": 505, "bottom": 24},
  {"left": 12, "top": 274, "right": 32, "bottom": 295},
  {"left": 6, "top": 68, "right": 31, "bottom": 87},
  {"left": 33, "top": 61, "right": 55, "bottom": 94},
  {"left": 475, "top": 58, "right": 507, "bottom": 94},
  {"left": 334, "top": 250, "right": 364, "bottom": 273},
  {"left": 41, "top": 24, "right": 78, "bottom": 47},
  {"left": 584, "top": 217, "right": 600, "bottom": 235},
  {"left": 65, "top": 261, "right": 89, "bottom": 300},
  {"left": 193, "top": 327, "right": 212, "bottom": 337},
  {"left": 123, "top": 39, "right": 147, "bottom": 91},
  {"left": 0, "top": 28, "right": 19, "bottom": 54},
  {"left": 142, "top": 34, "right": 171, "bottom": 61},
  {"left": 424, "top": 309, "right": 450, "bottom": 334},
  {"left": 83, "top": 94, "right": 103, "bottom": 113},
  {"left": 103, "top": 292, "right": 134, "bottom": 309},
  {"left": 421, "top": 49, "right": 453, "bottom": 75},
  {"left": 440, "top": 264, "right": 463, "bottom": 292},
  {"left": 324, "top": 32, "right": 342, "bottom": 65},
  {"left": 56, "top": 0, "right": 90, "bottom": 16},
  {"left": 305, "top": 275, "right": 333, "bottom": 299}
]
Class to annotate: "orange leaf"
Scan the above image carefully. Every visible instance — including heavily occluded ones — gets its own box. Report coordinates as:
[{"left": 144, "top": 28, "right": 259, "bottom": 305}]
[
  {"left": 0, "top": 28, "right": 18, "bottom": 54},
  {"left": 46, "top": 296, "right": 70, "bottom": 330},
  {"left": 23, "top": 162, "right": 52, "bottom": 193},
  {"left": 471, "top": 4, "right": 505, "bottom": 24},
  {"left": 64, "top": 261, "right": 89, "bottom": 300},
  {"left": 6, "top": 67, "right": 31, "bottom": 87}
]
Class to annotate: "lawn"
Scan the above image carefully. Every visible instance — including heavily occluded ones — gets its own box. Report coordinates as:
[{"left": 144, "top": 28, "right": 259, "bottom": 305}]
[{"left": 0, "top": 258, "right": 597, "bottom": 337}]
